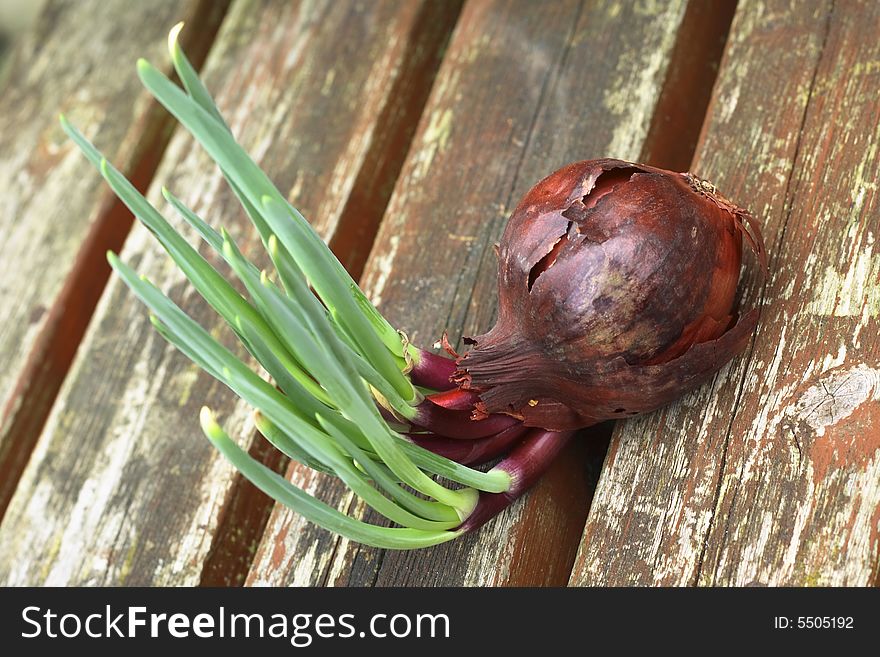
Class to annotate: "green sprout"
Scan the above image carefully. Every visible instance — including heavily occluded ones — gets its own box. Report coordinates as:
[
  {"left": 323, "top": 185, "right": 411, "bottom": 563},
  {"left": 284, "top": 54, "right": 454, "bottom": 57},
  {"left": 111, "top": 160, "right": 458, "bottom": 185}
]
[{"left": 60, "top": 24, "right": 513, "bottom": 550}]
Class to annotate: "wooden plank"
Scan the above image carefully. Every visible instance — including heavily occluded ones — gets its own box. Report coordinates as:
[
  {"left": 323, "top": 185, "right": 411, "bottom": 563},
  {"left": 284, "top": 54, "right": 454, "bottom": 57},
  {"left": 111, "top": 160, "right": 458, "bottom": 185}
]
[
  {"left": 247, "top": 0, "right": 730, "bottom": 587},
  {"left": 0, "top": 0, "right": 228, "bottom": 519},
  {"left": 0, "top": 0, "right": 460, "bottom": 586},
  {"left": 571, "top": 0, "right": 880, "bottom": 586},
  {"left": 0, "top": 1, "right": 45, "bottom": 91}
]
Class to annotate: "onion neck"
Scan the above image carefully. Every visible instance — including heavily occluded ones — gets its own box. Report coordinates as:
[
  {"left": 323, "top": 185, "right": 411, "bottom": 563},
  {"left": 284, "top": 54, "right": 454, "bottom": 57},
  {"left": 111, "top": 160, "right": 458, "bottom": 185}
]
[{"left": 454, "top": 323, "right": 541, "bottom": 412}]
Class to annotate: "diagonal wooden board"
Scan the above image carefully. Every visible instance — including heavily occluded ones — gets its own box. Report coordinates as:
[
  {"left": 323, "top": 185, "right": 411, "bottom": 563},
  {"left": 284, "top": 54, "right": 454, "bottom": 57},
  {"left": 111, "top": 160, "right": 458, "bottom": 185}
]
[
  {"left": 571, "top": 0, "right": 880, "bottom": 586},
  {"left": 0, "top": 0, "right": 225, "bottom": 522},
  {"left": 246, "top": 0, "right": 729, "bottom": 587},
  {"left": 0, "top": 0, "right": 460, "bottom": 585}
]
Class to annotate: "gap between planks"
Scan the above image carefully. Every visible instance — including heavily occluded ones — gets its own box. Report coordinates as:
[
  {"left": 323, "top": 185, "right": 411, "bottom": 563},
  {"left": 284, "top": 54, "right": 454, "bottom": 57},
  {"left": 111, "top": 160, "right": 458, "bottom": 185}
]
[
  {"left": 198, "top": 0, "right": 465, "bottom": 587},
  {"left": 0, "top": 0, "right": 232, "bottom": 523}
]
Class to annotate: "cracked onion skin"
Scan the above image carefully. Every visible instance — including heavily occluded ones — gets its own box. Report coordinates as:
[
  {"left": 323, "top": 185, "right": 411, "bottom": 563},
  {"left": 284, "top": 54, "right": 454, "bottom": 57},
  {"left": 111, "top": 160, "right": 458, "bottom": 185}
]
[{"left": 455, "top": 158, "right": 767, "bottom": 431}]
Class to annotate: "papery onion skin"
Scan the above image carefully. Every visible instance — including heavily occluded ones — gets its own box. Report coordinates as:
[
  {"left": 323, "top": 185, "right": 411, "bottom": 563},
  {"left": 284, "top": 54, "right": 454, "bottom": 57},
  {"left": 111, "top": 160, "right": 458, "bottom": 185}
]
[{"left": 455, "top": 159, "right": 766, "bottom": 431}]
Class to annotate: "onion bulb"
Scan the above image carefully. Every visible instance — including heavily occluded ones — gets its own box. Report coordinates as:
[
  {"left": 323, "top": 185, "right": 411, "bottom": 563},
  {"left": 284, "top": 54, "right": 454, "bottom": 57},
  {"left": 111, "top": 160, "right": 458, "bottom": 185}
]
[{"left": 457, "top": 158, "right": 767, "bottom": 431}]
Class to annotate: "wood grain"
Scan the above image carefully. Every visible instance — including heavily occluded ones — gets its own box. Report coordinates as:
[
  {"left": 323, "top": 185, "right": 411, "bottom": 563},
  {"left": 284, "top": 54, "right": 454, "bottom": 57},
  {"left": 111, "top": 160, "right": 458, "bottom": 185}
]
[
  {"left": 247, "top": 0, "right": 712, "bottom": 587},
  {"left": 0, "top": 0, "right": 226, "bottom": 523},
  {"left": 571, "top": 0, "right": 880, "bottom": 586},
  {"left": 0, "top": 0, "right": 460, "bottom": 585}
]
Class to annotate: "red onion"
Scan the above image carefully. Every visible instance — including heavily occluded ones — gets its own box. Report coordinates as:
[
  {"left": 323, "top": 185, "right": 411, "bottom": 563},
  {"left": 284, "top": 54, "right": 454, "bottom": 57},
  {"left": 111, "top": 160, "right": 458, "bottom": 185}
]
[
  {"left": 455, "top": 159, "right": 767, "bottom": 431},
  {"left": 69, "top": 32, "right": 769, "bottom": 547}
]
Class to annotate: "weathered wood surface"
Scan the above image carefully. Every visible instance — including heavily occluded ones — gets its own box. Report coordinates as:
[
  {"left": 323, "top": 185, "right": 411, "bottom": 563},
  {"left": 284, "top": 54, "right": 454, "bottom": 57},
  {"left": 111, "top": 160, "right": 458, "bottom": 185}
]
[
  {"left": 0, "top": 0, "right": 224, "bottom": 523},
  {"left": 246, "top": 0, "right": 732, "bottom": 587},
  {"left": 571, "top": 0, "right": 880, "bottom": 586},
  {"left": 0, "top": 0, "right": 460, "bottom": 586},
  {"left": 4, "top": 0, "right": 873, "bottom": 589}
]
